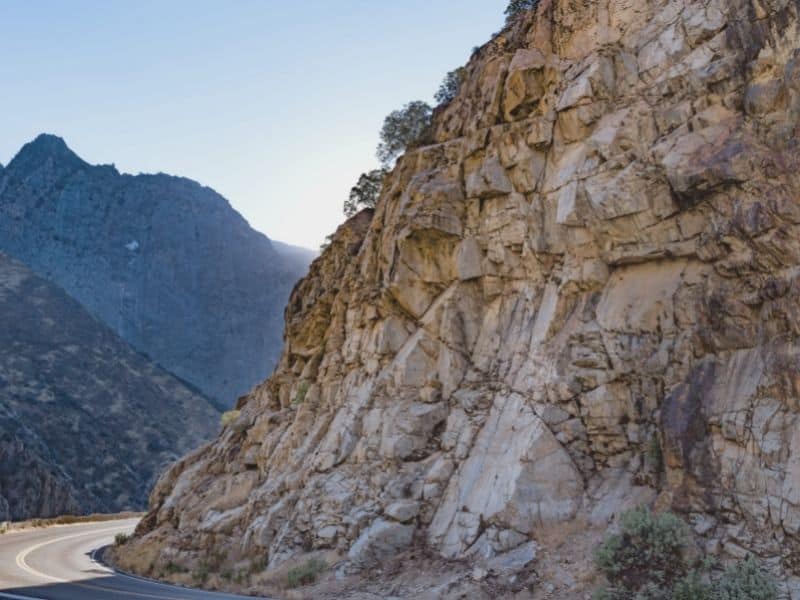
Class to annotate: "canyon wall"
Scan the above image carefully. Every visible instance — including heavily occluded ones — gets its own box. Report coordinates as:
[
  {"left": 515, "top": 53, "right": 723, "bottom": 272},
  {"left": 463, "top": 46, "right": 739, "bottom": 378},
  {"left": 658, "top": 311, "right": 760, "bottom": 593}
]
[{"left": 119, "top": 0, "right": 800, "bottom": 595}]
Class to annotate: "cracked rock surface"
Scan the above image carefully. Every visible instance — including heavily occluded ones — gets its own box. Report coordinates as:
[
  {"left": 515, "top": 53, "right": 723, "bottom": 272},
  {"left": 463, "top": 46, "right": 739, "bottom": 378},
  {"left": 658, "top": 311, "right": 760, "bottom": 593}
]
[{"left": 118, "top": 0, "right": 800, "bottom": 595}]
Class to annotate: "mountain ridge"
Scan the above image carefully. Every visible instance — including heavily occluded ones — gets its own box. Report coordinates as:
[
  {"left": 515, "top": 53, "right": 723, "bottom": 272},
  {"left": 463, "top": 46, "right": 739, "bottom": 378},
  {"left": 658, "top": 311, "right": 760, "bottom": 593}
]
[{"left": 0, "top": 135, "right": 313, "bottom": 407}]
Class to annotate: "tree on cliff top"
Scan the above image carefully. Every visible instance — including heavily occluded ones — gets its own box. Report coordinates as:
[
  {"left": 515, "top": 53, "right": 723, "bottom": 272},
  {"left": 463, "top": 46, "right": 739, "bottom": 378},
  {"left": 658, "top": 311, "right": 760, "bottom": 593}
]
[
  {"left": 344, "top": 169, "right": 386, "bottom": 218},
  {"left": 376, "top": 100, "right": 432, "bottom": 167},
  {"left": 435, "top": 67, "right": 467, "bottom": 105},
  {"left": 505, "top": 0, "right": 540, "bottom": 21}
]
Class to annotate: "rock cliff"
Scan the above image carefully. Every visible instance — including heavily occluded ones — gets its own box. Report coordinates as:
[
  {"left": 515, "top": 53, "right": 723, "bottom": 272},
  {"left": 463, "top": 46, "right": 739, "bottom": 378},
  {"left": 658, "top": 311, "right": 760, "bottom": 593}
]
[
  {"left": 118, "top": 0, "right": 800, "bottom": 596},
  {"left": 0, "top": 253, "right": 219, "bottom": 521},
  {"left": 0, "top": 136, "right": 312, "bottom": 407}
]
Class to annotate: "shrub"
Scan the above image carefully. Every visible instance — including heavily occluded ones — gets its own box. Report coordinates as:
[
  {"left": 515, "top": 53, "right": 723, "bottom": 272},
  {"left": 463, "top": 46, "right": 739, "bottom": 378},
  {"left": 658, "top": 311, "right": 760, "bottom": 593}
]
[
  {"left": 673, "top": 571, "right": 713, "bottom": 600},
  {"left": 344, "top": 169, "right": 386, "bottom": 217},
  {"left": 164, "top": 561, "right": 188, "bottom": 574},
  {"left": 594, "top": 507, "right": 778, "bottom": 599},
  {"left": 377, "top": 101, "right": 433, "bottom": 167},
  {"left": 594, "top": 507, "right": 688, "bottom": 592},
  {"left": 114, "top": 532, "right": 130, "bottom": 546},
  {"left": 192, "top": 561, "right": 209, "bottom": 584},
  {"left": 716, "top": 555, "right": 777, "bottom": 600},
  {"left": 505, "top": 0, "right": 540, "bottom": 21},
  {"left": 435, "top": 67, "right": 466, "bottom": 105},
  {"left": 220, "top": 410, "right": 240, "bottom": 427},
  {"left": 647, "top": 435, "right": 663, "bottom": 473},
  {"left": 285, "top": 558, "right": 327, "bottom": 588},
  {"left": 293, "top": 381, "right": 310, "bottom": 406}
]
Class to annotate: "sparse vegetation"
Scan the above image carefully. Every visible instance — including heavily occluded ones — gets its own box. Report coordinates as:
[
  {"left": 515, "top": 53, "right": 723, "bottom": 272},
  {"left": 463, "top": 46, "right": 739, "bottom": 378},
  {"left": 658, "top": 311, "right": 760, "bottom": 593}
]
[
  {"left": 320, "top": 233, "right": 334, "bottom": 252},
  {"left": 647, "top": 435, "right": 663, "bottom": 473},
  {"left": 220, "top": 410, "right": 241, "bottom": 427},
  {"left": 114, "top": 532, "right": 130, "bottom": 546},
  {"left": 285, "top": 558, "right": 327, "bottom": 588},
  {"left": 715, "top": 556, "right": 777, "bottom": 600},
  {"left": 344, "top": 169, "right": 386, "bottom": 217},
  {"left": 505, "top": 0, "right": 540, "bottom": 21},
  {"left": 15, "top": 512, "right": 144, "bottom": 530},
  {"left": 377, "top": 100, "right": 433, "bottom": 167},
  {"left": 163, "top": 561, "right": 188, "bottom": 575},
  {"left": 435, "top": 67, "right": 467, "bottom": 105},
  {"left": 672, "top": 570, "right": 713, "bottom": 600},
  {"left": 249, "top": 555, "right": 268, "bottom": 574},
  {"left": 594, "top": 507, "right": 777, "bottom": 599},
  {"left": 293, "top": 381, "right": 310, "bottom": 406},
  {"left": 192, "top": 561, "right": 210, "bottom": 584}
]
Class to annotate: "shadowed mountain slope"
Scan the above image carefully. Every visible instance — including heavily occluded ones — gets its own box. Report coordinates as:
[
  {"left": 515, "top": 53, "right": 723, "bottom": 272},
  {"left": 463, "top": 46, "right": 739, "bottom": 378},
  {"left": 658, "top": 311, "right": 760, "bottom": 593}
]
[{"left": 0, "top": 253, "right": 219, "bottom": 521}]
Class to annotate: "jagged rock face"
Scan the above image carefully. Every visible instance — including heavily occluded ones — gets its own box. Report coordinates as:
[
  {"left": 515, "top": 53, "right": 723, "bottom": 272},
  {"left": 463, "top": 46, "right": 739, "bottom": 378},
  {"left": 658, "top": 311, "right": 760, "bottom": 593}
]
[
  {"left": 0, "top": 253, "right": 220, "bottom": 520},
  {"left": 0, "top": 136, "right": 313, "bottom": 407},
  {"left": 121, "top": 0, "right": 800, "bottom": 590}
]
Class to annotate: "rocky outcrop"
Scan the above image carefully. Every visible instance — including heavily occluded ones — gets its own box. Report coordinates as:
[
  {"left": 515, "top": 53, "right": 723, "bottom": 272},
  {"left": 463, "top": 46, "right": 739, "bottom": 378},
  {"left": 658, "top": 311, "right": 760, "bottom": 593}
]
[
  {"left": 0, "top": 253, "right": 219, "bottom": 521},
  {"left": 0, "top": 136, "right": 312, "bottom": 407},
  {"left": 119, "top": 0, "right": 800, "bottom": 596}
]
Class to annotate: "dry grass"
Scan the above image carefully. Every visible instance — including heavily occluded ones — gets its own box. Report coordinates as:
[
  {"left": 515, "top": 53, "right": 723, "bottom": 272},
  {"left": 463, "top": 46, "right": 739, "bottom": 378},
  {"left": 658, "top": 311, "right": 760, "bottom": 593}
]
[{"left": 1, "top": 511, "right": 143, "bottom": 534}]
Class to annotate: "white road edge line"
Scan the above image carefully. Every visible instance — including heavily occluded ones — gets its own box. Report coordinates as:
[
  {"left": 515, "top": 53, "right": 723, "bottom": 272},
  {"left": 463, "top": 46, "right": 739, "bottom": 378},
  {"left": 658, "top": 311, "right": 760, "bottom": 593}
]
[
  {"left": 15, "top": 524, "right": 128, "bottom": 583},
  {"left": 6, "top": 520, "right": 267, "bottom": 600}
]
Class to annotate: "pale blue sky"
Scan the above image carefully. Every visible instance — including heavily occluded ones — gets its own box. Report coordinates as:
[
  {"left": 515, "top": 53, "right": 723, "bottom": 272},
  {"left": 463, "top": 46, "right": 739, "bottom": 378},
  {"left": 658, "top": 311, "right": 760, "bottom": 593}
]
[{"left": 0, "top": 1, "right": 506, "bottom": 248}]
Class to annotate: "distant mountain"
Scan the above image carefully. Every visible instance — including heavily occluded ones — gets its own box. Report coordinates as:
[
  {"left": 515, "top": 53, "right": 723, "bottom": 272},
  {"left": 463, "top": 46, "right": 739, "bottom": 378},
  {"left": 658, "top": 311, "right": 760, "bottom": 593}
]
[
  {"left": 0, "top": 253, "right": 219, "bottom": 521},
  {"left": 0, "top": 135, "right": 313, "bottom": 407},
  {"left": 271, "top": 240, "right": 319, "bottom": 272}
]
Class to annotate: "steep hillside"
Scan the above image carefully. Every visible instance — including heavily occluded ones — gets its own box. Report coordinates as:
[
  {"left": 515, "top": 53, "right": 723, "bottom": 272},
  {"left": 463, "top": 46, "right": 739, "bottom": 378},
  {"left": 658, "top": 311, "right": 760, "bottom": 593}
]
[
  {"left": 0, "top": 253, "right": 219, "bottom": 521},
  {"left": 0, "top": 136, "right": 311, "bottom": 407},
  {"left": 117, "top": 0, "right": 800, "bottom": 597}
]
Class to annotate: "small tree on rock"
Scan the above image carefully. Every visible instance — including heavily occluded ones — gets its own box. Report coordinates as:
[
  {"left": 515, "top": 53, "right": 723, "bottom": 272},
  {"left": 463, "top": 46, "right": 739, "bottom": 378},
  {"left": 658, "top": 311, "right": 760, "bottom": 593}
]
[
  {"left": 505, "top": 0, "right": 540, "bottom": 21},
  {"left": 435, "top": 67, "right": 467, "bottom": 105},
  {"left": 376, "top": 101, "right": 432, "bottom": 167},
  {"left": 344, "top": 169, "right": 386, "bottom": 217}
]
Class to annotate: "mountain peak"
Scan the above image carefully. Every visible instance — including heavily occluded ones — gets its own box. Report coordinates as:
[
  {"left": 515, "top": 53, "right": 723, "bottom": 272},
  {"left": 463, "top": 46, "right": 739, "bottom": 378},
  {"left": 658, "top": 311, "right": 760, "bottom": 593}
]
[{"left": 7, "top": 134, "right": 86, "bottom": 177}]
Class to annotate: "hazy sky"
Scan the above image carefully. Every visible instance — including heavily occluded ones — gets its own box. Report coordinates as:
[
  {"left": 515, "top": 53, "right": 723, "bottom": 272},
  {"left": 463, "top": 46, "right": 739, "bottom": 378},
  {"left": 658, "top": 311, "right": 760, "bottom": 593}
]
[{"left": 0, "top": 1, "right": 506, "bottom": 249}]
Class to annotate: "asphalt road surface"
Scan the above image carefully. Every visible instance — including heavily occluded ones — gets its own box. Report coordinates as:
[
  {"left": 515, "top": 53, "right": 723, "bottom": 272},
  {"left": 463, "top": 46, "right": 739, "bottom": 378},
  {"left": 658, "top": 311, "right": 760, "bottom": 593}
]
[{"left": 0, "top": 518, "right": 265, "bottom": 599}]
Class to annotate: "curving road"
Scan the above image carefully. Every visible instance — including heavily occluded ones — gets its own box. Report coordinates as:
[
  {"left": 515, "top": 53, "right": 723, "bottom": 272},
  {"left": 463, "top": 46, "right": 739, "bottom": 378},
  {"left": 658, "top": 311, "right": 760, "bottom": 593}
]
[{"left": 0, "top": 518, "right": 263, "bottom": 599}]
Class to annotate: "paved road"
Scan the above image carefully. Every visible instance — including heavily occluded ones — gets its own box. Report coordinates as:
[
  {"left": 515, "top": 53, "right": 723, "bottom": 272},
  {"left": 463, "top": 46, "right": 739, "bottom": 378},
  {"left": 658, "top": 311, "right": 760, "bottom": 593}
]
[{"left": 0, "top": 519, "right": 263, "bottom": 599}]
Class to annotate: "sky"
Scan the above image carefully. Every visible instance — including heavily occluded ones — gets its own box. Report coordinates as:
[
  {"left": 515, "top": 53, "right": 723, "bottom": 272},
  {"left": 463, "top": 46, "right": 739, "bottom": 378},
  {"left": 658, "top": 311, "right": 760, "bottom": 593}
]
[{"left": 0, "top": 1, "right": 506, "bottom": 249}]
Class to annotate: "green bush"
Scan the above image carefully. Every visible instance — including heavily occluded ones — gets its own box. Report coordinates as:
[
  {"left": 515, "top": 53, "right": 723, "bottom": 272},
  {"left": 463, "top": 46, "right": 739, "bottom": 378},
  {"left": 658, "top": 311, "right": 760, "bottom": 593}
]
[
  {"left": 594, "top": 507, "right": 778, "bottom": 600},
  {"left": 114, "top": 532, "right": 130, "bottom": 546},
  {"left": 220, "top": 410, "right": 240, "bottom": 427},
  {"left": 285, "top": 558, "right": 327, "bottom": 588},
  {"left": 594, "top": 507, "right": 688, "bottom": 591},
  {"left": 672, "top": 571, "right": 713, "bottom": 600},
  {"left": 716, "top": 556, "right": 777, "bottom": 600}
]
